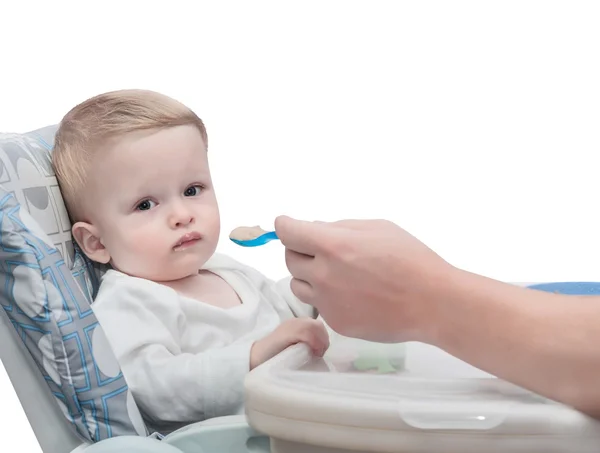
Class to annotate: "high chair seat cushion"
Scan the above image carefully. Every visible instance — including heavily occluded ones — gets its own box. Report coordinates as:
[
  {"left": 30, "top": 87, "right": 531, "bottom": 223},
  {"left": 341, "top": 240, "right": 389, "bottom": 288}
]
[{"left": 0, "top": 126, "right": 147, "bottom": 442}]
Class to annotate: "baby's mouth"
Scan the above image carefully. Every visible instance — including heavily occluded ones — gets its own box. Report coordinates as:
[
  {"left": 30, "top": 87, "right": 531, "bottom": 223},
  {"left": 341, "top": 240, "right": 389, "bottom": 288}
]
[{"left": 173, "top": 232, "right": 202, "bottom": 251}]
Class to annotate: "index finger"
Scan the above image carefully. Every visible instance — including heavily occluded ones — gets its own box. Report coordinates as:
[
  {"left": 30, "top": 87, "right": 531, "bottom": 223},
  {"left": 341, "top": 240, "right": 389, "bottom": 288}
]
[{"left": 274, "top": 215, "right": 328, "bottom": 256}]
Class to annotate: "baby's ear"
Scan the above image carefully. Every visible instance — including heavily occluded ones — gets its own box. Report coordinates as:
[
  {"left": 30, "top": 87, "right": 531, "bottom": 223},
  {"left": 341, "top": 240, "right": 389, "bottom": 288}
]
[{"left": 72, "top": 222, "right": 110, "bottom": 264}]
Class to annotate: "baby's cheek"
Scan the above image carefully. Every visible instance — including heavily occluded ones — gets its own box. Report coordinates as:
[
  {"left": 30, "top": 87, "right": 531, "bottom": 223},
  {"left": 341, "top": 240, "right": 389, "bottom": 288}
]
[
  {"left": 136, "top": 231, "right": 164, "bottom": 254},
  {"left": 203, "top": 207, "right": 221, "bottom": 235},
  {"left": 121, "top": 228, "right": 162, "bottom": 258}
]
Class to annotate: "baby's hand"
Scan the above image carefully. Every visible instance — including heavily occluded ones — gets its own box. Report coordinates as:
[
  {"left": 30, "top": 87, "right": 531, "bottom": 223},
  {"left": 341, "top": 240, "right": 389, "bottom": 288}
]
[{"left": 250, "top": 318, "right": 330, "bottom": 369}]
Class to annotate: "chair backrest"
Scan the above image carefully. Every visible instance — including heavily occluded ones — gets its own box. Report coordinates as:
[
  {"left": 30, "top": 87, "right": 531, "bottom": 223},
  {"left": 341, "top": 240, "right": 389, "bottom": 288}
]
[
  {"left": 0, "top": 304, "right": 83, "bottom": 453},
  {"left": 0, "top": 126, "right": 147, "bottom": 453}
]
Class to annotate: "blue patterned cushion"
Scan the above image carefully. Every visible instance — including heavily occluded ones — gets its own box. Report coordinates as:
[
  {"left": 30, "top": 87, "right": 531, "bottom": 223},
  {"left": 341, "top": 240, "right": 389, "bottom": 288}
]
[{"left": 0, "top": 126, "right": 147, "bottom": 441}]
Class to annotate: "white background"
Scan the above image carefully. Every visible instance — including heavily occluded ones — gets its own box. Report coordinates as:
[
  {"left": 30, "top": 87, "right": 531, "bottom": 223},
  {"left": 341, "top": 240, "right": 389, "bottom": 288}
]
[{"left": 1, "top": 1, "right": 599, "bottom": 451}]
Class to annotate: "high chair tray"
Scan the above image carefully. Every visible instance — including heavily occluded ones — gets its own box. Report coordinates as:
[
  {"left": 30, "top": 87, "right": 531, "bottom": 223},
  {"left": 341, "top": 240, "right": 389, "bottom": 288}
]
[
  {"left": 79, "top": 416, "right": 269, "bottom": 453},
  {"left": 245, "top": 325, "right": 600, "bottom": 453},
  {"left": 162, "top": 415, "right": 269, "bottom": 453}
]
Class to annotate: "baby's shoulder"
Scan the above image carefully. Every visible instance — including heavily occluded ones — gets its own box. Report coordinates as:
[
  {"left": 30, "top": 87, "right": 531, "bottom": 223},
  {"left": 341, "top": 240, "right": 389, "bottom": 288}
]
[
  {"left": 95, "top": 269, "right": 178, "bottom": 306},
  {"left": 99, "top": 268, "right": 162, "bottom": 289}
]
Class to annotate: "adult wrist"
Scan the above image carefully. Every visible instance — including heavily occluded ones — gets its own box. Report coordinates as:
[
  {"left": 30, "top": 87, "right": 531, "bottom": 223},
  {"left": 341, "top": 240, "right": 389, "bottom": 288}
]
[{"left": 419, "top": 264, "right": 475, "bottom": 347}]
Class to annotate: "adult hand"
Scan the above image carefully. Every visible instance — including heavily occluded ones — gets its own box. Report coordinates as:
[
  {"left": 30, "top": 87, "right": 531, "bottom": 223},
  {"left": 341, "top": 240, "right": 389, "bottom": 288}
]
[
  {"left": 274, "top": 216, "right": 457, "bottom": 343},
  {"left": 275, "top": 216, "right": 600, "bottom": 418}
]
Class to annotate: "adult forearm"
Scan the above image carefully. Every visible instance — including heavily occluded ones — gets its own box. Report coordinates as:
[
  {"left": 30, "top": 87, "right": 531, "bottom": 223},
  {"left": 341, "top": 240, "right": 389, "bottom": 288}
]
[{"left": 429, "top": 269, "right": 600, "bottom": 417}]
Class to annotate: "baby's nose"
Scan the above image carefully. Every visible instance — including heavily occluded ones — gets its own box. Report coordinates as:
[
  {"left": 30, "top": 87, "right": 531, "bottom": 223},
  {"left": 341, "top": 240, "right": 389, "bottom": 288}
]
[
  {"left": 173, "top": 216, "right": 194, "bottom": 228},
  {"left": 169, "top": 207, "right": 195, "bottom": 228}
]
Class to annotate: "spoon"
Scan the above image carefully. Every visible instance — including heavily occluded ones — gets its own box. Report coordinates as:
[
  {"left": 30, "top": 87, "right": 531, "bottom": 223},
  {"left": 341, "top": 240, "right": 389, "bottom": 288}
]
[{"left": 229, "top": 226, "right": 279, "bottom": 247}]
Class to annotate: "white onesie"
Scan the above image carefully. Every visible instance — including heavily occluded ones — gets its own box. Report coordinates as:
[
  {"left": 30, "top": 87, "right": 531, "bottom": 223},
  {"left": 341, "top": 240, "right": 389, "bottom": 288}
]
[{"left": 91, "top": 252, "right": 316, "bottom": 434}]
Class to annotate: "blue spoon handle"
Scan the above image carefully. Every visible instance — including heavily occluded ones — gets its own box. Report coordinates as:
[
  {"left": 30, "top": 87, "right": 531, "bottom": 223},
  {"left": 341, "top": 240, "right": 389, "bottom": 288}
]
[
  {"left": 230, "top": 230, "right": 279, "bottom": 247},
  {"left": 261, "top": 231, "right": 278, "bottom": 241}
]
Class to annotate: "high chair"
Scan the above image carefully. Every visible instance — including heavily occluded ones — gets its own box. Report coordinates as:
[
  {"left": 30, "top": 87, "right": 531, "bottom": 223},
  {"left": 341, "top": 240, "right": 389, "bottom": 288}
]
[
  {"left": 0, "top": 126, "right": 270, "bottom": 453},
  {"left": 4, "top": 125, "right": 600, "bottom": 453}
]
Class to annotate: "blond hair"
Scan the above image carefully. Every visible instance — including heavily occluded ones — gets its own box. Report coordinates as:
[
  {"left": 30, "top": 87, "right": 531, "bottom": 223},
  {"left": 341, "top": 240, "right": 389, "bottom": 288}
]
[{"left": 52, "top": 89, "right": 208, "bottom": 222}]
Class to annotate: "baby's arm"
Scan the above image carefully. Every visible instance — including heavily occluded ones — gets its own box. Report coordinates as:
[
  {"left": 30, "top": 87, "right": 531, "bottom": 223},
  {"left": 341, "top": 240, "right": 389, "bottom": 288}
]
[
  {"left": 92, "top": 275, "right": 252, "bottom": 423},
  {"left": 271, "top": 275, "right": 319, "bottom": 318},
  {"left": 241, "top": 265, "right": 318, "bottom": 318},
  {"left": 207, "top": 253, "right": 317, "bottom": 318}
]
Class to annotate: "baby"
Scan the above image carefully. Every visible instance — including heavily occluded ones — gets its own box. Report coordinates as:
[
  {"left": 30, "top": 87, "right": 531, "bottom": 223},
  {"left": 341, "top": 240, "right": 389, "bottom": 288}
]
[{"left": 51, "top": 89, "right": 329, "bottom": 434}]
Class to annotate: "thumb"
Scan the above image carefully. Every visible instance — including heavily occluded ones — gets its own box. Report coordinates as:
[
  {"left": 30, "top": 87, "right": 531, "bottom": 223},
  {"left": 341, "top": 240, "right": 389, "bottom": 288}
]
[
  {"left": 274, "top": 215, "right": 327, "bottom": 255},
  {"left": 330, "top": 219, "right": 371, "bottom": 230}
]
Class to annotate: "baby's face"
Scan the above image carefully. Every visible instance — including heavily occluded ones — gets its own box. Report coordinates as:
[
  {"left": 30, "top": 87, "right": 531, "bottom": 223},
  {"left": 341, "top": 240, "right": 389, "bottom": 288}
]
[{"left": 80, "top": 125, "right": 220, "bottom": 282}]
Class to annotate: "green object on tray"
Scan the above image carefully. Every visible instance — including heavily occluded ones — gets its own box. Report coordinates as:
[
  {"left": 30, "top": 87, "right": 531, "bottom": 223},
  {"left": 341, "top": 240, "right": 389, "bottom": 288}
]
[
  {"left": 351, "top": 341, "right": 406, "bottom": 373},
  {"left": 353, "top": 355, "right": 399, "bottom": 373}
]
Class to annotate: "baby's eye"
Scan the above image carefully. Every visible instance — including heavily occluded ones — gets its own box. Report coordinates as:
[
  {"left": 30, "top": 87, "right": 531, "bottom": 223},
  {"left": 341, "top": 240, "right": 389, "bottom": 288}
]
[
  {"left": 136, "top": 199, "right": 156, "bottom": 211},
  {"left": 184, "top": 185, "right": 203, "bottom": 197}
]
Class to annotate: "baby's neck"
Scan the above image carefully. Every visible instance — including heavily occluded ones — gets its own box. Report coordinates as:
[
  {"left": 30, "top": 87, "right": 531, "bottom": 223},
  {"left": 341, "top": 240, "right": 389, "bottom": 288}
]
[{"left": 161, "top": 271, "right": 242, "bottom": 308}]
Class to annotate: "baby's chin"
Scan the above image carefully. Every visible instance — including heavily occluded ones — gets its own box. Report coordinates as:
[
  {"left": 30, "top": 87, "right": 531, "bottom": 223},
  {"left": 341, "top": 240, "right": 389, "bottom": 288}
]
[{"left": 110, "top": 245, "right": 217, "bottom": 282}]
